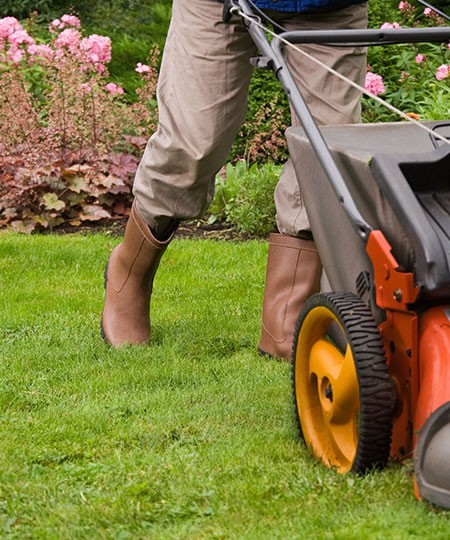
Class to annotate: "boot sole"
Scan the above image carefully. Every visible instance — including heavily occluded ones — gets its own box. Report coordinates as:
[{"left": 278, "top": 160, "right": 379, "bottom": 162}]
[{"left": 257, "top": 347, "right": 290, "bottom": 362}]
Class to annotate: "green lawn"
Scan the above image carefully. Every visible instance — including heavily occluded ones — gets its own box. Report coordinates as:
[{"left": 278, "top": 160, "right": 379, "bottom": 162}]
[{"left": 0, "top": 232, "right": 449, "bottom": 539}]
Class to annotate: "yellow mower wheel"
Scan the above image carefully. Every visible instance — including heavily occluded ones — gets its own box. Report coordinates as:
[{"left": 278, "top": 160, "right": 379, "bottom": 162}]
[{"left": 292, "top": 292, "right": 393, "bottom": 474}]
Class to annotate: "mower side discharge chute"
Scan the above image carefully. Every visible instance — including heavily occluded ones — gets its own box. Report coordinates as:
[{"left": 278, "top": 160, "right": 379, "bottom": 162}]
[
  {"left": 414, "top": 308, "right": 450, "bottom": 509},
  {"left": 415, "top": 402, "right": 450, "bottom": 509}
]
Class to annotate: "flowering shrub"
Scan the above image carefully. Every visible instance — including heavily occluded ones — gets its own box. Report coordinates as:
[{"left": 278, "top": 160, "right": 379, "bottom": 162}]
[
  {"left": 239, "top": 3, "right": 450, "bottom": 162},
  {"left": 0, "top": 14, "right": 159, "bottom": 232},
  {"left": 363, "top": 2, "right": 450, "bottom": 122}
]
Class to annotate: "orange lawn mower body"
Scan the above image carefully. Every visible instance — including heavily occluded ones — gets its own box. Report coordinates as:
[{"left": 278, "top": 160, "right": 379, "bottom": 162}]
[
  {"left": 368, "top": 230, "right": 450, "bottom": 508},
  {"left": 287, "top": 124, "right": 450, "bottom": 509},
  {"left": 229, "top": 0, "right": 450, "bottom": 509}
]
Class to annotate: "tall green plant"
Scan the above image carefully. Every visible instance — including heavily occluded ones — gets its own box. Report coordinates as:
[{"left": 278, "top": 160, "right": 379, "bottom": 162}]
[{"left": 208, "top": 161, "right": 281, "bottom": 237}]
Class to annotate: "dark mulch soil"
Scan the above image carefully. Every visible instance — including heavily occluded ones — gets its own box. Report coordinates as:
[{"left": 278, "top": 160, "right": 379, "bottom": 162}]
[{"left": 53, "top": 218, "right": 247, "bottom": 241}]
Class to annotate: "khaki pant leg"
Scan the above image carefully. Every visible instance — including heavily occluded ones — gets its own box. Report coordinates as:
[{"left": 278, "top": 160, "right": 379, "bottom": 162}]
[
  {"left": 274, "top": 2, "right": 368, "bottom": 236},
  {"left": 133, "top": 0, "right": 257, "bottom": 233}
]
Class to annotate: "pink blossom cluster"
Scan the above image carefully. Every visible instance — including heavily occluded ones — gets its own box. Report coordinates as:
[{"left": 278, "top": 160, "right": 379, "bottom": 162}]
[
  {"left": 398, "top": 1, "right": 415, "bottom": 15},
  {"left": 422, "top": 6, "right": 444, "bottom": 22},
  {"left": 52, "top": 29, "right": 111, "bottom": 73},
  {"left": 135, "top": 62, "right": 151, "bottom": 74},
  {"left": 398, "top": 1, "right": 412, "bottom": 11},
  {"left": 105, "top": 82, "right": 124, "bottom": 95},
  {"left": 0, "top": 17, "right": 34, "bottom": 62},
  {"left": 50, "top": 14, "right": 81, "bottom": 32},
  {"left": 54, "top": 28, "right": 81, "bottom": 55},
  {"left": 365, "top": 71, "right": 386, "bottom": 96},
  {"left": 28, "top": 43, "right": 54, "bottom": 60},
  {"left": 79, "top": 34, "right": 112, "bottom": 73},
  {"left": 0, "top": 15, "right": 113, "bottom": 75},
  {"left": 436, "top": 64, "right": 450, "bottom": 81}
]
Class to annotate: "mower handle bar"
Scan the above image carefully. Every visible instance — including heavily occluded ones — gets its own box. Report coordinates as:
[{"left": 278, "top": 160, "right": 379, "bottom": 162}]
[{"left": 276, "top": 27, "right": 450, "bottom": 46}]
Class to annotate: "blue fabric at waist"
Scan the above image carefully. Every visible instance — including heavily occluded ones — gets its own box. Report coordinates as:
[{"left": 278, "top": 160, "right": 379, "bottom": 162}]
[{"left": 252, "top": 0, "right": 367, "bottom": 12}]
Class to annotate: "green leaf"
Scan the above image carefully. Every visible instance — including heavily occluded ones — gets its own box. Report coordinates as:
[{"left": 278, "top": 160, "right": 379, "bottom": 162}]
[
  {"left": 41, "top": 193, "right": 66, "bottom": 212},
  {"left": 67, "top": 176, "right": 89, "bottom": 194}
]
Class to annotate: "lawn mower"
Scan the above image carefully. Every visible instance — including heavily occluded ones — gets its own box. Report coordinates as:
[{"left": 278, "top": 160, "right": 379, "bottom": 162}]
[{"left": 224, "top": 0, "right": 450, "bottom": 509}]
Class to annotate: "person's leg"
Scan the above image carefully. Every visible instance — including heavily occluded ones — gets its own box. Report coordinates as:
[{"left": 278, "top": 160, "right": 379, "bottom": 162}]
[
  {"left": 102, "top": 0, "right": 257, "bottom": 347},
  {"left": 259, "top": 3, "right": 368, "bottom": 360},
  {"left": 133, "top": 0, "right": 257, "bottom": 237},
  {"left": 275, "top": 2, "right": 369, "bottom": 236}
]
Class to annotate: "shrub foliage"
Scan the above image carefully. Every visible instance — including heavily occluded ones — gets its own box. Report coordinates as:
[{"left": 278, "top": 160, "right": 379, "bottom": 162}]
[{"left": 0, "top": 14, "right": 158, "bottom": 232}]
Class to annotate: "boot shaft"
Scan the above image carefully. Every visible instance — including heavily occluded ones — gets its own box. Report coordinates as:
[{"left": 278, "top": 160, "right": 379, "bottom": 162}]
[
  {"left": 101, "top": 203, "right": 176, "bottom": 348},
  {"left": 259, "top": 233, "right": 322, "bottom": 360}
]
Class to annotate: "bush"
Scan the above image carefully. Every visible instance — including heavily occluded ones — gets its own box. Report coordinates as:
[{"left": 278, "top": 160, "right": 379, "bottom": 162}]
[
  {"left": 1, "top": 1, "right": 171, "bottom": 103},
  {"left": 0, "top": 14, "right": 159, "bottom": 232},
  {"left": 2, "top": 0, "right": 94, "bottom": 20},
  {"left": 208, "top": 161, "right": 281, "bottom": 237},
  {"left": 363, "top": 1, "right": 450, "bottom": 122}
]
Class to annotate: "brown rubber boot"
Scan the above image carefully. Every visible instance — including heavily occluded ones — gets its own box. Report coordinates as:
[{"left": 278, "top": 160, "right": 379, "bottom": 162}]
[
  {"left": 258, "top": 233, "right": 322, "bottom": 361},
  {"left": 101, "top": 203, "right": 175, "bottom": 348}
]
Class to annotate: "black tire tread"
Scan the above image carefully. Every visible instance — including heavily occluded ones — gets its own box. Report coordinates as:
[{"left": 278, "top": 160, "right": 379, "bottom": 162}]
[{"left": 291, "top": 291, "right": 394, "bottom": 474}]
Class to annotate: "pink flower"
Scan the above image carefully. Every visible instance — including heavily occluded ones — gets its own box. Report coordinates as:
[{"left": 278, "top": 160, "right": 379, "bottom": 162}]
[
  {"left": 0, "top": 17, "right": 22, "bottom": 39},
  {"left": 27, "top": 43, "right": 54, "bottom": 60},
  {"left": 7, "top": 47, "right": 24, "bottom": 62},
  {"left": 436, "top": 64, "right": 450, "bottom": 81},
  {"left": 50, "top": 19, "right": 64, "bottom": 31},
  {"left": 415, "top": 53, "right": 425, "bottom": 63},
  {"left": 135, "top": 62, "right": 151, "bottom": 74},
  {"left": 105, "top": 82, "right": 124, "bottom": 95},
  {"left": 61, "top": 14, "right": 81, "bottom": 28},
  {"left": 424, "top": 7, "right": 433, "bottom": 16},
  {"left": 50, "top": 14, "right": 81, "bottom": 33},
  {"left": 381, "top": 22, "right": 401, "bottom": 29},
  {"left": 55, "top": 28, "right": 81, "bottom": 54},
  {"left": 8, "top": 28, "right": 34, "bottom": 47},
  {"left": 398, "top": 1, "right": 411, "bottom": 11},
  {"left": 365, "top": 71, "right": 386, "bottom": 96},
  {"left": 80, "top": 34, "right": 111, "bottom": 72},
  {"left": 0, "top": 18, "right": 35, "bottom": 62}
]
